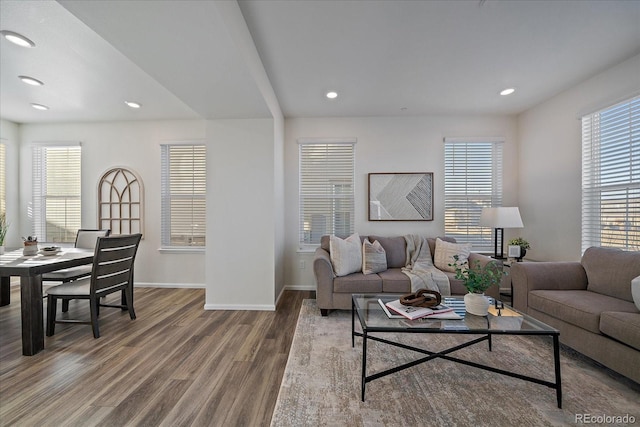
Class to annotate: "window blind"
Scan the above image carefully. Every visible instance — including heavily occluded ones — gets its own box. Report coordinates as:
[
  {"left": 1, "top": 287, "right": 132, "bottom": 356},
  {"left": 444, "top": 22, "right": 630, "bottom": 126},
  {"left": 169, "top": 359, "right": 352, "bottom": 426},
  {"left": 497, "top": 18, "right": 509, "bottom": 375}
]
[
  {"left": 582, "top": 95, "right": 639, "bottom": 252},
  {"left": 0, "top": 143, "right": 5, "bottom": 216},
  {"left": 299, "top": 139, "right": 355, "bottom": 249},
  {"left": 161, "top": 144, "right": 206, "bottom": 248},
  {"left": 32, "top": 143, "right": 81, "bottom": 243},
  {"left": 444, "top": 138, "right": 503, "bottom": 250}
]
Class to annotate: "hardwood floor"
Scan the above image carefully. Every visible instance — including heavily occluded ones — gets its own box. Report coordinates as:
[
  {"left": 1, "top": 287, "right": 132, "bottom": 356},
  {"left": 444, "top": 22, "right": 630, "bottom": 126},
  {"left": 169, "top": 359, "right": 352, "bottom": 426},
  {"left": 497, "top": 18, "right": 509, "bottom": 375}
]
[{"left": 0, "top": 285, "right": 314, "bottom": 426}]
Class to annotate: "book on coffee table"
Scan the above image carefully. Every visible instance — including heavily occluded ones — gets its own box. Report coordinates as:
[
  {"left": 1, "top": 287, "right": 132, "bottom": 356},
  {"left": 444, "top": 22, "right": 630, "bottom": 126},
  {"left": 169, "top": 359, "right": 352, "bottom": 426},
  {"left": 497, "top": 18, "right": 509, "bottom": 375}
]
[
  {"left": 378, "top": 299, "right": 405, "bottom": 319},
  {"left": 384, "top": 299, "right": 455, "bottom": 320}
]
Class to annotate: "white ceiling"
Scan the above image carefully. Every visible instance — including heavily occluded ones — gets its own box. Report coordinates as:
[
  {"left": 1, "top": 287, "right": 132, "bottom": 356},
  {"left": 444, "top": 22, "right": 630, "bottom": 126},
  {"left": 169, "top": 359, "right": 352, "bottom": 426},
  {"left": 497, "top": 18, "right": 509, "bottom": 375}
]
[{"left": 1, "top": 0, "right": 639, "bottom": 124}]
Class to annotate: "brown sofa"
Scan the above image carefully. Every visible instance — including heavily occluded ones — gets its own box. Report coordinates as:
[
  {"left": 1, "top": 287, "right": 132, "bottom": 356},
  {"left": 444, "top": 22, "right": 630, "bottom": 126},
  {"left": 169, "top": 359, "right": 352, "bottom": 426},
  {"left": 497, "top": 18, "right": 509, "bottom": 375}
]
[
  {"left": 314, "top": 235, "right": 500, "bottom": 316},
  {"left": 511, "top": 247, "right": 640, "bottom": 383}
]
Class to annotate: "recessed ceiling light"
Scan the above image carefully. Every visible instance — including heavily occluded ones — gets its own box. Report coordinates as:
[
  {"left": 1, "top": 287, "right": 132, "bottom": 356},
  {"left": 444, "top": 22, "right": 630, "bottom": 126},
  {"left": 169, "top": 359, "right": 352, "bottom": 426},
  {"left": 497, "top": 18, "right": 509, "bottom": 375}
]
[
  {"left": 125, "top": 101, "right": 142, "bottom": 109},
  {"left": 31, "top": 103, "right": 49, "bottom": 110},
  {"left": 0, "top": 30, "right": 35, "bottom": 48},
  {"left": 500, "top": 88, "right": 515, "bottom": 96},
  {"left": 326, "top": 91, "right": 338, "bottom": 99},
  {"left": 19, "top": 75, "right": 44, "bottom": 86}
]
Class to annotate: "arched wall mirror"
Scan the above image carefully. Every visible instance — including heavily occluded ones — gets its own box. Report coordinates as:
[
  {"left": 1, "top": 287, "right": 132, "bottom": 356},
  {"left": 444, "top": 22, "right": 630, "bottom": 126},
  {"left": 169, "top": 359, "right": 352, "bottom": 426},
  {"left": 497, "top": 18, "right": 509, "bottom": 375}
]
[{"left": 98, "top": 167, "right": 144, "bottom": 237}]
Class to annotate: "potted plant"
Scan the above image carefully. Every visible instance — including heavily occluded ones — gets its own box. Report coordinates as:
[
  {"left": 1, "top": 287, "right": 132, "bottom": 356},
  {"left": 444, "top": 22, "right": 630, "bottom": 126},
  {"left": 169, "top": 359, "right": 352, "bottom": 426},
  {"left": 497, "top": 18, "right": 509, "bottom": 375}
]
[
  {"left": 450, "top": 255, "right": 505, "bottom": 316},
  {"left": 508, "top": 237, "right": 530, "bottom": 261},
  {"left": 0, "top": 212, "right": 8, "bottom": 255}
]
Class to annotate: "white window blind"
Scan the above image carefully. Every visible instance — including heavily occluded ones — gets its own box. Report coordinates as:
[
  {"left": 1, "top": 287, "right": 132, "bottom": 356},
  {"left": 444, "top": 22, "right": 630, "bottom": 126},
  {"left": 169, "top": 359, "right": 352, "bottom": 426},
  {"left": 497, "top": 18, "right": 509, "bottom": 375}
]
[
  {"left": 32, "top": 143, "right": 81, "bottom": 243},
  {"left": 0, "top": 142, "right": 5, "bottom": 216},
  {"left": 444, "top": 138, "right": 504, "bottom": 250},
  {"left": 582, "top": 95, "right": 639, "bottom": 252},
  {"left": 161, "top": 144, "right": 206, "bottom": 248},
  {"left": 299, "top": 139, "right": 356, "bottom": 249}
]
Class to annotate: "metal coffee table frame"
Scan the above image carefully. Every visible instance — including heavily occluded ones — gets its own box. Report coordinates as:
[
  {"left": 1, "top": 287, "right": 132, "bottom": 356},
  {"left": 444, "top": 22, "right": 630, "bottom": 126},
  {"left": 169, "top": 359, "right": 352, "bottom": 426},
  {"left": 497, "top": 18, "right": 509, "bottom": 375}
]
[{"left": 351, "top": 294, "right": 562, "bottom": 408}]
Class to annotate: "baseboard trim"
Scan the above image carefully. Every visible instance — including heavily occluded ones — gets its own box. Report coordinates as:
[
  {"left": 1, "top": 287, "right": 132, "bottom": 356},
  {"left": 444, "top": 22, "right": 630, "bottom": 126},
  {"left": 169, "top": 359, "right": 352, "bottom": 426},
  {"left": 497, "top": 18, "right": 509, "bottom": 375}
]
[
  {"left": 284, "top": 285, "right": 317, "bottom": 291},
  {"left": 204, "top": 303, "right": 276, "bottom": 311},
  {"left": 134, "top": 282, "right": 205, "bottom": 289}
]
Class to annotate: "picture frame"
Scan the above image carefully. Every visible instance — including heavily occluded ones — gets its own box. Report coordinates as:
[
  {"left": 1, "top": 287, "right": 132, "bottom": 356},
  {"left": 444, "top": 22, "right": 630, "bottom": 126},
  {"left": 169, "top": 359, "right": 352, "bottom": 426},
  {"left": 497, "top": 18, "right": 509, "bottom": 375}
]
[{"left": 368, "top": 172, "right": 433, "bottom": 221}]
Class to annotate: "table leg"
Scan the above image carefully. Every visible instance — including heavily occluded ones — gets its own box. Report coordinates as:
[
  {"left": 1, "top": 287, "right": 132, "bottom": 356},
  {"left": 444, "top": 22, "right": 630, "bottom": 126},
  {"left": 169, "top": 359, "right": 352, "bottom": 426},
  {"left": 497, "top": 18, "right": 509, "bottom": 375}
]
[
  {"left": 351, "top": 299, "right": 355, "bottom": 348},
  {"left": 0, "top": 276, "right": 10, "bottom": 306},
  {"left": 361, "top": 329, "right": 367, "bottom": 402},
  {"left": 20, "top": 275, "right": 44, "bottom": 356},
  {"left": 553, "top": 334, "right": 563, "bottom": 408}
]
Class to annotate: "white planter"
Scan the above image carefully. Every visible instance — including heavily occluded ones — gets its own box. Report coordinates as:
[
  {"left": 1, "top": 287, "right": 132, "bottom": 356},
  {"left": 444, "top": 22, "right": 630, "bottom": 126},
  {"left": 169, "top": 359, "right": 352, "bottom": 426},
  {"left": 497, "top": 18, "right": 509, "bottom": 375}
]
[
  {"left": 464, "top": 292, "right": 490, "bottom": 316},
  {"left": 23, "top": 243, "right": 38, "bottom": 256}
]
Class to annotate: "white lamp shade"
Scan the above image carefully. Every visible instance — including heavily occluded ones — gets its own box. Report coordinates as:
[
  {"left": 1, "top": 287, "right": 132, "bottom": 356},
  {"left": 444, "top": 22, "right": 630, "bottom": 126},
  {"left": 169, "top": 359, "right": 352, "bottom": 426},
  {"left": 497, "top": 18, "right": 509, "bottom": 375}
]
[{"left": 479, "top": 207, "right": 524, "bottom": 228}]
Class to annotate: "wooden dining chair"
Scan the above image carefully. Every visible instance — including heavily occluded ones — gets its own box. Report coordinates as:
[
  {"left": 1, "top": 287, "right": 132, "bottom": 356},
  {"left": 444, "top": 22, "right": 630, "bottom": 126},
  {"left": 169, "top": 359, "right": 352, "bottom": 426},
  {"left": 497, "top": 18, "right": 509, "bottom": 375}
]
[
  {"left": 43, "top": 229, "right": 111, "bottom": 284},
  {"left": 46, "top": 234, "right": 142, "bottom": 338}
]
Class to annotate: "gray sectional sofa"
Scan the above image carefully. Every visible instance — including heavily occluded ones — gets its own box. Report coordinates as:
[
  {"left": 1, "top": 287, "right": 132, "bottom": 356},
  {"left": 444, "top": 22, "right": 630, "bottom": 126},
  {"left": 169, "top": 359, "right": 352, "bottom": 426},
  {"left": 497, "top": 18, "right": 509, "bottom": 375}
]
[
  {"left": 511, "top": 247, "right": 640, "bottom": 384},
  {"left": 314, "top": 235, "right": 501, "bottom": 316}
]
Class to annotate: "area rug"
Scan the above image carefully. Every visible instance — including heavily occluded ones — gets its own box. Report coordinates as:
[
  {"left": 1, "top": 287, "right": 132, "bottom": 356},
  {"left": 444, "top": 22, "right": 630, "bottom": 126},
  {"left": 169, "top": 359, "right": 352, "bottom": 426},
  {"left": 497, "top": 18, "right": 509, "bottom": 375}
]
[{"left": 271, "top": 300, "right": 639, "bottom": 426}]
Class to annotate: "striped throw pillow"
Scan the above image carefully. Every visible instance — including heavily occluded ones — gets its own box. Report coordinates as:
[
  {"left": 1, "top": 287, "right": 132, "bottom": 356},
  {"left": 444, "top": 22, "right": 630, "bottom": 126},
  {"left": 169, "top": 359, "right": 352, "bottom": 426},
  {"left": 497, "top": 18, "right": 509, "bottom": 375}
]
[{"left": 362, "top": 238, "right": 387, "bottom": 275}]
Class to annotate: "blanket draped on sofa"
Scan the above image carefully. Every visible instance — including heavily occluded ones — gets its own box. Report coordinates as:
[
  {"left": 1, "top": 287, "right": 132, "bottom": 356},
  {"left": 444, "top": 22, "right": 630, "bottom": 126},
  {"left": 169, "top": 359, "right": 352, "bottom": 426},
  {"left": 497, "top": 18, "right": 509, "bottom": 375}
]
[{"left": 402, "top": 235, "right": 451, "bottom": 295}]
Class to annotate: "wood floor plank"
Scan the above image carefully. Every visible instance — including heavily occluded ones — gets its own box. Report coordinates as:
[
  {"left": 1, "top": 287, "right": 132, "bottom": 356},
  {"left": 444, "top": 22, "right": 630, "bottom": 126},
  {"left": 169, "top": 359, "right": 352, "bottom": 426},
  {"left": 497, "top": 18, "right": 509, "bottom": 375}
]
[{"left": 0, "top": 285, "right": 314, "bottom": 426}]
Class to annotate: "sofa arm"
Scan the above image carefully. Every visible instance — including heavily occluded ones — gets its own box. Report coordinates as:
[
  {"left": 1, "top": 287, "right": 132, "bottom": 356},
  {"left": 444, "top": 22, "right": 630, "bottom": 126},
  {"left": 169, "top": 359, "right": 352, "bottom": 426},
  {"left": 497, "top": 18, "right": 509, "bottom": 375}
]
[
  {"left": 313, "top": 247, "right": 335, "bottom": 312},
  {"left": 511, "top": 262, "right": 587, "bottom": 312},
  {"left": 468, "top": 253, "right": 501, "bottom": 300}
]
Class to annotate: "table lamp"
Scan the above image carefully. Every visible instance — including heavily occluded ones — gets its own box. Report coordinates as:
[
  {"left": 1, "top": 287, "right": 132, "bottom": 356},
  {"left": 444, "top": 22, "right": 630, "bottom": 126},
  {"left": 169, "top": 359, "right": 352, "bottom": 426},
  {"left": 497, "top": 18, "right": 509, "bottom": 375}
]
[{"left": 479, "top": 207, "right": 524, "bottom": 259}]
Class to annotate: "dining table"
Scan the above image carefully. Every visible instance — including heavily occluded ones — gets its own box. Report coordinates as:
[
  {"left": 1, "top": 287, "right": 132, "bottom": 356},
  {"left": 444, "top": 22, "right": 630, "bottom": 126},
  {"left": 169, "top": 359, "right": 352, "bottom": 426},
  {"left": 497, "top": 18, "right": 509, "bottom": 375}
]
[{"left": 0, "top": 247, "right": 94, "bottom": 355}]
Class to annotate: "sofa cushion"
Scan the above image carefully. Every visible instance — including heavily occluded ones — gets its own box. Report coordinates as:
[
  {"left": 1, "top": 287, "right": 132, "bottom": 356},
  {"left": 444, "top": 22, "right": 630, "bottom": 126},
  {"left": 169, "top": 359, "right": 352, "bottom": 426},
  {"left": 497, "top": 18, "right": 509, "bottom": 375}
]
[
  {"left": 378, "top": 268, "right": 411, "bottom": 293},
  {"left": 368, "top": 235, "right": 407, "bottom": 268},
  {"left": 529, "top": 289, "right": 639, "bottom": 334},
  {"left": 445, "top": 271, "right": 468, "bottom": 295},
  {"left": 434, "top": 238, "right": 471, "bottom": 272},
  {"left": 583, "top": 247, "right": 640, "bottom": 302},
  {"left": 330, "top": 233, "right": 362, "bottom": 277},
  {"left": 362, "top": 239, "right": 387, "bottom": 275},
  {"left": 427, "top": 236, "right": 456, "bottom": 261},
  {"left": 600, "top": 311, "right": 640, "bottom": 351},
  {"left": 333, "top": 273, "right": 382, "bottom": 294}
]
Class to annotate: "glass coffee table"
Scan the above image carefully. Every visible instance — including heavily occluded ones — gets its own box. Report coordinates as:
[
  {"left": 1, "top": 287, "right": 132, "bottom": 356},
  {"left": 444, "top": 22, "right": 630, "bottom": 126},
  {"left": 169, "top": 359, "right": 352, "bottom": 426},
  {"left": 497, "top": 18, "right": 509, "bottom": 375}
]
[{"left": 352, "top": 294, "right": 562, "bottom": 408}]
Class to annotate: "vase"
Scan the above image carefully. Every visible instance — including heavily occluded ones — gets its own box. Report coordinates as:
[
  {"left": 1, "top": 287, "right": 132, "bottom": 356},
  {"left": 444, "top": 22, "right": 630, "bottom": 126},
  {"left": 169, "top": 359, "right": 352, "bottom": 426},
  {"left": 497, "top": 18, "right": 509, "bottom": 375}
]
[
  {"left": 0, "top": 245, "right": 4, "bottom": 255},
  {"left": 516, "top": 248, "right": 527, "bottom": 261},
  {"left": 464, "top": 292, "right": 490, "bottom": 316},
  {"left": 23, "top": 241, "right": 38, "bottom": 256}
]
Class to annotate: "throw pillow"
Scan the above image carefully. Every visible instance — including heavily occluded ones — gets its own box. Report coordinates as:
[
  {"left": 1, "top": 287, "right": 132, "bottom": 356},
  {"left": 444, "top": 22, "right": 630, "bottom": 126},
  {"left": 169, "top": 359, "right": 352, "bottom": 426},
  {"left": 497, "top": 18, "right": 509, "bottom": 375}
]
[
  {"left": 434, "top": 237, "right": 472, "bottom": 273},
  {"left": 330, "top": 233, "right": 362, "bottom": 277},
  {"left": 632, "top": 276, "right": 640, "bottom": 311},
  {"left": 362, "top": 239, "right": 387, "bottom": 275}
]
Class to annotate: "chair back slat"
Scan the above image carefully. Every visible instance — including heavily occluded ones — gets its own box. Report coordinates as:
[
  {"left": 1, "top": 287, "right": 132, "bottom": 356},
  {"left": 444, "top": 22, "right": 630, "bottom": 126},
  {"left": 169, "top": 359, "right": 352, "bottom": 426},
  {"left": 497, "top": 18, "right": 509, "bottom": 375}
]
[
  {"left": 90, "top": 234, "right": 142, "bottom": 294},
  {"left": 75, "top": 229, "right": 111, "bottom": 250}
]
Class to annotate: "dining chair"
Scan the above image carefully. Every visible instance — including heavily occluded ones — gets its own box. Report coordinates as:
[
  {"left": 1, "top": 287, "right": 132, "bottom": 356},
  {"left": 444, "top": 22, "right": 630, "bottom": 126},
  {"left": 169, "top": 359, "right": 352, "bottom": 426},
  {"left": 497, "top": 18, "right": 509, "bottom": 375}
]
[
  {"left": 43, "top": 229, "right": 111, "bottom": 283},
  {"left": 46, "top": 233, "right": 142, "bottom": 338},
  {"left": 42, "top": 229, "right": 110, "bottom": 311}
]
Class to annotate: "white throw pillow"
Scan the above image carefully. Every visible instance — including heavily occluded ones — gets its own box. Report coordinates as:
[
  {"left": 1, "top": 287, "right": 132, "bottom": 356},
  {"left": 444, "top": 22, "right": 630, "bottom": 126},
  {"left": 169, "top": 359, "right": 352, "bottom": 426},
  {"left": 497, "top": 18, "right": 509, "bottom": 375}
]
[
  {"left": 330, "top": 233, "right": 362, "bottom": 277},
  {"left": 362, "top": 239, "right": 387, "bottom": 275},
  {"left": 632, "top": 275, "right": 640, "bottom": 311},
  {"left": 434, "top": 238, "right": 472, "bottom": 273}
]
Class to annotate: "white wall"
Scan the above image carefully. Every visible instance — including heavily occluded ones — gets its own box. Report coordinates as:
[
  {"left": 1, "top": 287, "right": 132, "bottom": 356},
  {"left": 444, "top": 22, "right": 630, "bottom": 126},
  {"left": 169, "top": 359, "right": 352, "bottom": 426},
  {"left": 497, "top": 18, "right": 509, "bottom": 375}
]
[
  {"left": 17, "top": 119, "right": 207, "bottom": 286},
  {"left": 284, "top": 115, "right": 519, "bottom": 289},
  {"left": 517, "top": 54, "right": 640, "bottom": 261},
  {"left": 0, "top": 119, "right": 20, "bottom": 248},
  {"left": 205, "top": 118, "right": 276, "bottom": 310}
]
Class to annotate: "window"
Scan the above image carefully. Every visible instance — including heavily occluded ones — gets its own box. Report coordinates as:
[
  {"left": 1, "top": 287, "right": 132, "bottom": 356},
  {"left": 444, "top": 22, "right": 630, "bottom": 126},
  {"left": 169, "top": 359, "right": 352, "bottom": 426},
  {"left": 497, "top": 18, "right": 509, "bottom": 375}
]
[
  {"left": 299, "top": 138, "right": 356, "bottom": 249},
  {"left": 161, "top": 143, "right": 206, "bottom": 248},
  {"left": 0, "top": 142, "right": 5, "bottom": 216},
  {"left": 32, "top": 143, "right": 81, "bottom": 243},
  {"left": 444, "top": 138, "right": 504, "bottom": 250},
  {"left": 582, "top": 95, "right": 639, "bottom": 252}
]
